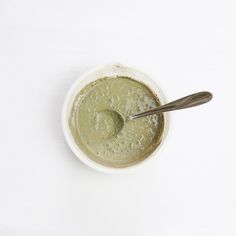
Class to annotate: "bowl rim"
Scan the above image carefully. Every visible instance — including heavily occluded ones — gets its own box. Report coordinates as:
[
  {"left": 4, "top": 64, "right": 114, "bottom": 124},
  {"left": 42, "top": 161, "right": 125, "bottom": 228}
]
[{"left": 61, "top": 64, "right": 170, "bottom": 174}]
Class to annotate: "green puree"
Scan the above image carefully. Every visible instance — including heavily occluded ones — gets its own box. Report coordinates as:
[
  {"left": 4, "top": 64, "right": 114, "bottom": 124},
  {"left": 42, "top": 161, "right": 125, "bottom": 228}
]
[{"left": 69, "top": 76, "right": 164, "bottom": 168}]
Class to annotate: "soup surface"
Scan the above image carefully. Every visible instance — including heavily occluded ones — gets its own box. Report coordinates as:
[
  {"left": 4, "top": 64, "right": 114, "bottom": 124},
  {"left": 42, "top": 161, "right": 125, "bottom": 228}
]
[{"left": 69, "top": 76, "right": 164, "bottom": 168}]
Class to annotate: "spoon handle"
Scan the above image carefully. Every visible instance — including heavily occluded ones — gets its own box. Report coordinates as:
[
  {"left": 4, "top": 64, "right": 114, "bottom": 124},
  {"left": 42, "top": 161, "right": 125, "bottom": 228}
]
[{"left": 130, "top": 91, "right": 213, "bottom": 120}]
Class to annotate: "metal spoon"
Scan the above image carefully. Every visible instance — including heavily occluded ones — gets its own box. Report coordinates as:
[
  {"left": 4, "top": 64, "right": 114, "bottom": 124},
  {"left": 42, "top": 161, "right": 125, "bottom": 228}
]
[
  {"left": 129, "top": 91, "right": 213, "bottom": 120},
  {"left": 100, "top": 91, "right": 213, "bottom": 138}
]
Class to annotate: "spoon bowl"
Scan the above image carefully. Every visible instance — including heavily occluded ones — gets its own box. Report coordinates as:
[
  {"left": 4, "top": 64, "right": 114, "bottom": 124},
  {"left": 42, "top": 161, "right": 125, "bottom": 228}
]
[{"left": 94, "top": 110, "right": 124, "bottom": 139}]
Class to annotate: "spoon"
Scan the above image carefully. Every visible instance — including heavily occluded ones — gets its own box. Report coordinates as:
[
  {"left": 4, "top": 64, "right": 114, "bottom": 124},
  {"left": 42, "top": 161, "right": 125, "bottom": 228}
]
[
  {"left": 129, "top": 91, "right": 213, "bottom": 120},
  {"left": 100, "top": 91, "right": 213, "bottom": 137}
]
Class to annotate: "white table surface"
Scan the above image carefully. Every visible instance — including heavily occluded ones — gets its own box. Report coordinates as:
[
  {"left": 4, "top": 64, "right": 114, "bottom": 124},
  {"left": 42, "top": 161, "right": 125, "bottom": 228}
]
[{"left": 1, "top": 0, "right": 236, "bottom": 235}]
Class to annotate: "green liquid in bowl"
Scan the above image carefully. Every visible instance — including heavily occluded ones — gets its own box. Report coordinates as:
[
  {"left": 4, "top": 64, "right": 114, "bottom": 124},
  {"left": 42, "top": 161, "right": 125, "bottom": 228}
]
[{"left": 69, "top": 76, "right": 164, "bottom": 168}]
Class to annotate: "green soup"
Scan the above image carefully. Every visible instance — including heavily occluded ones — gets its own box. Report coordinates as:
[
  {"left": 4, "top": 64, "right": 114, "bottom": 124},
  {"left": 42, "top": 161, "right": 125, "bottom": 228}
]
[{"left": 69, "top": 76, "right": 164, "bottom": 168}]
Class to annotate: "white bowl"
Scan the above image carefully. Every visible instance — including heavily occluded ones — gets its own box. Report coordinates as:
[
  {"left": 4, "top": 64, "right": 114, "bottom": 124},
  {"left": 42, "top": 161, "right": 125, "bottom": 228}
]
[{"left": 62, "top": 64, "right": 170, "bottom": 173}]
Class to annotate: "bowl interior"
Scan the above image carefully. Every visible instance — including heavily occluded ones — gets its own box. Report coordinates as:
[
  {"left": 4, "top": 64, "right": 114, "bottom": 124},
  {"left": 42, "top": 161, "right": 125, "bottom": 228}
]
[{"left": 62, "top": 64, "right": 169, "bottom": 173}]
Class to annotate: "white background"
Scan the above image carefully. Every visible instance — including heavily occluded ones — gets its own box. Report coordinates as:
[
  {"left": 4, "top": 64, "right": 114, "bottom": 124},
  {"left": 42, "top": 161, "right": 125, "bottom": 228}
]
[{"left": 0, "top": 0, "right": 236, "bottom": 235}]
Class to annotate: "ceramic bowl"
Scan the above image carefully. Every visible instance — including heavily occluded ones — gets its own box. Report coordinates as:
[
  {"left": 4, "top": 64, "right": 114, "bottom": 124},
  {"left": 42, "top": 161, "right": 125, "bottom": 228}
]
[{"left": 62, "top": 64, "right": 170, "bottom": 173}]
